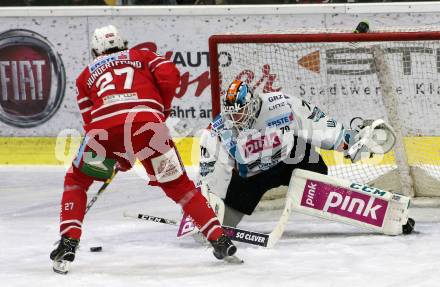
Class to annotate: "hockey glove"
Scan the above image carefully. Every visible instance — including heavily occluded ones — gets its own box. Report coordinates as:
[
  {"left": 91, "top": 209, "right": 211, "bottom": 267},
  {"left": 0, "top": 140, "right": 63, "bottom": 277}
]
[{"left": 344, "top": 118, "right": 397, "bottom": 163}]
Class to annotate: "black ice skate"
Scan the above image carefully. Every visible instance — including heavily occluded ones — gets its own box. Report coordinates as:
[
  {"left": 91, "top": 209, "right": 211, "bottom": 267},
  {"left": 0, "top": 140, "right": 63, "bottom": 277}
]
[
  {"left": 50, "top": 236, "right": 79, "bottom": 274},
  {"left": 210, "top": 234, "right": 243, "bottom": 264},
  {"left": 402, "top": 217, "right": 415, "bottom": 235}
]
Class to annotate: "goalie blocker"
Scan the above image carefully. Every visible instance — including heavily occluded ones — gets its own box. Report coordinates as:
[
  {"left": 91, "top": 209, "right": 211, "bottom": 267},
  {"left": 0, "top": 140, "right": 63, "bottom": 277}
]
[{"left": 292, "top": 169, "right": 411, "bottom": 235}]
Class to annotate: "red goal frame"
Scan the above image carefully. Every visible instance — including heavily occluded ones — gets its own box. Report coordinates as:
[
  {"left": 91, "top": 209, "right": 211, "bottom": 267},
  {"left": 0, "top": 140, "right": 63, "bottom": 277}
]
[{"left": 208, "top": 31, "right": 440, "bottom": 118}]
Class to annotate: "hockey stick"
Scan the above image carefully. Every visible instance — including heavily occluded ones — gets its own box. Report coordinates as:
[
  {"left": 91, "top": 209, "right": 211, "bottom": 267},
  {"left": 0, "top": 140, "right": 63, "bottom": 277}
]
[
  {"left": 123, "top": 211, "right": 271, "bottom": 247},
  {"left": 85, "top": 169, "right": 119, "bottom": 214},
  {"left": 52, "top": 169, "right": 119, "bottom": 262},
  {"left": 122, "top": 172, "right": 297, "bottom": 248},
  {"left": 265, "top": 189, "right": 294, "bottom": 248}
]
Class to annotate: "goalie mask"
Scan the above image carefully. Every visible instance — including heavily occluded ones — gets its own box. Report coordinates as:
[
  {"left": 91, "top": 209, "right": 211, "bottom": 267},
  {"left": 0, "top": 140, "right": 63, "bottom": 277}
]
[
  {"left": 222, "top": 80, "right": 260, "bottom": 131},
  {"left": 91, "top": 25, "right": 128, "bottom": 58}
]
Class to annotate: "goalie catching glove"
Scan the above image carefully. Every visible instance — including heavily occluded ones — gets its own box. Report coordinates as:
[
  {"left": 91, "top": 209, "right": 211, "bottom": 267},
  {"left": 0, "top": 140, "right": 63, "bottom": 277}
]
[{"left": 344, "top": 118, "right": 397, "bottom": 163}]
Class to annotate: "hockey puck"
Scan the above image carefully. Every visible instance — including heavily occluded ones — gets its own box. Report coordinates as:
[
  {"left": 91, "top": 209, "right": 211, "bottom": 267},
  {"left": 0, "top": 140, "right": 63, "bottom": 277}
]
[
  {"left": 354, "top": 20, "right": 369, "bottom": 34},
  {"left": 90, "top": 246, "right": 103, "bottom": 252}
]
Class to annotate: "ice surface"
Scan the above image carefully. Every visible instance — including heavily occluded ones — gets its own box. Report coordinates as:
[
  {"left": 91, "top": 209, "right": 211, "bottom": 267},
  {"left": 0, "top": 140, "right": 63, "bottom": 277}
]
[{"left": 1, "top": 166, "right": 440, "bottom": 287}]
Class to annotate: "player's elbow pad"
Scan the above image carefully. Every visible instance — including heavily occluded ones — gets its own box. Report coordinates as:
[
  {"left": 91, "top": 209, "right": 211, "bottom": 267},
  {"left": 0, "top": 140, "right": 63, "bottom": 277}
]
[{"left": 155, "top": 64, "right": 180, "bottom": 88}]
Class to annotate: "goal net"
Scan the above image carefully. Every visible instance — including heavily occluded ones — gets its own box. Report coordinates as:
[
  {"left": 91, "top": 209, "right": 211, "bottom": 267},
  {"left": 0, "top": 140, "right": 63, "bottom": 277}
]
[{"left": 209, "top": 28, "right": 440, "bottom": 207}]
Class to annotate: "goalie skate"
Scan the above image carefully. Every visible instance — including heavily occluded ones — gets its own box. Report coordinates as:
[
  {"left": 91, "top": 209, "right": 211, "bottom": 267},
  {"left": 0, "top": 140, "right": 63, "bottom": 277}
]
[{"left": 402, "top": 217, "right": 415, "bottom": 235}]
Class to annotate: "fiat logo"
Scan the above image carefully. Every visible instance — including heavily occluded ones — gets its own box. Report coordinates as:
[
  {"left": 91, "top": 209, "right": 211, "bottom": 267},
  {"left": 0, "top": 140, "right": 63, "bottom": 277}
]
[{"left": 0, "top": 29, "right": 65, "bottom": 127}]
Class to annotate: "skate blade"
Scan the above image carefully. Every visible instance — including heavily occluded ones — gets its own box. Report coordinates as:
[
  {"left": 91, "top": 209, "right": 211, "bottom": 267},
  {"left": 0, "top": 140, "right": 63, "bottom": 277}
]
[
  {"left": 191, "top": 232, "right": 210, "bottom": 246},
  {"left": 53, "top": 260, "right": 71, "bottom": 275},
  {"left": 223, "top": 255, "right": 244, "bottom": 264}
]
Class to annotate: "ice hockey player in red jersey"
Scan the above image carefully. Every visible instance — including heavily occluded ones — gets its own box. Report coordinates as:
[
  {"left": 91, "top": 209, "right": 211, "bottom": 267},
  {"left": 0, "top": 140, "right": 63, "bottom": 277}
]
[{"left": 50, "top": 25, "right": 238, "bottom": 274}]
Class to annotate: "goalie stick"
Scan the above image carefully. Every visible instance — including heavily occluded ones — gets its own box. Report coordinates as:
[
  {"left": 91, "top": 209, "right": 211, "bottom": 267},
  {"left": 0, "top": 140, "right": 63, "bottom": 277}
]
[
  {"left": 173, "top": 183, "right": 294, "bottom": 247},
  {"left": 123, "top": 212, "right": 244, "bottom": 264},
  {"left": 123, "top": 211, "right": 290, "bottom": 248}
]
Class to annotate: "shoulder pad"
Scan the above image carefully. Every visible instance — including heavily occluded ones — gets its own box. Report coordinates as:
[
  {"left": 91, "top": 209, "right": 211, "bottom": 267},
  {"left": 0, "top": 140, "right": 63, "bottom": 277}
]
[
  {"left": 88, "top": 50, "right": 130, "bottom": 73},
  {"left": 260, "top": 92, "right": 288, "bottom": 103},
  {"left": 211, "top": 114, "right": 225, "bottom": 132}
]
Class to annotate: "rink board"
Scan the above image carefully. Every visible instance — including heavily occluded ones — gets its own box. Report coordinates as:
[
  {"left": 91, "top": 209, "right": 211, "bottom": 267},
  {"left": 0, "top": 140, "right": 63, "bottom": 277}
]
[{"left": 1, "top": 136, "right": 439, "bottom": 167}]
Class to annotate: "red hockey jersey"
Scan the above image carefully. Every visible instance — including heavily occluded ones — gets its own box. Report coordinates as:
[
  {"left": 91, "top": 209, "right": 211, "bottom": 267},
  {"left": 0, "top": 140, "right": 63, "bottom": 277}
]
[{"left": 76, "top": 49, "right": 179, "bottom": 132}]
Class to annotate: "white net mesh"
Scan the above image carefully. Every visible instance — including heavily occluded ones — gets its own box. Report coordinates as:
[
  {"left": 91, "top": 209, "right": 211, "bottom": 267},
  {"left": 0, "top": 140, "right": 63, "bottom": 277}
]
[{"left": 211, "top": 29, "right": 440, "bottom": 199}]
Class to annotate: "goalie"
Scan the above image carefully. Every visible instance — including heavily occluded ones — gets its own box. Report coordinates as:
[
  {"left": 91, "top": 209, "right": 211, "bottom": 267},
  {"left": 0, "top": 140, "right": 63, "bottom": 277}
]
[{"left": 197, "top": 80, "right": 414, "bottom": 236}]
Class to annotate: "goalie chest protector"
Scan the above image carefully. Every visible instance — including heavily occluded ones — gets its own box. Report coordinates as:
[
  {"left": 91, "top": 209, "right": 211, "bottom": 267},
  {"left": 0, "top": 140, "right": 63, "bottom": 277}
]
[{"left": 214, "top": 92, "right": 297, "bottom": 177}]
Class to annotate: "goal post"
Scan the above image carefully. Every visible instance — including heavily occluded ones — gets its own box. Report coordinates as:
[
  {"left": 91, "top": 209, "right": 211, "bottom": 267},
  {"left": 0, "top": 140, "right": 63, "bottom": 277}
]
[
  {"left": 209, "top": 29, "right": 440, "bottom": 201},
  {"left": 209, "top": 31, "right": 440, "bottom": 117}
]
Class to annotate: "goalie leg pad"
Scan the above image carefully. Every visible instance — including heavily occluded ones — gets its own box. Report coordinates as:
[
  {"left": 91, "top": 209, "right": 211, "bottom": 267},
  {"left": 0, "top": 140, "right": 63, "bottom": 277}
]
[
  {"left": 201, "top": 183, "right": 226, "bottom": 224},
  {"left": 177, "top": 184, "right": 226, "bottom": 239},
  {"left": 290, "top": 169, "right": 410, "bottom": 235}
]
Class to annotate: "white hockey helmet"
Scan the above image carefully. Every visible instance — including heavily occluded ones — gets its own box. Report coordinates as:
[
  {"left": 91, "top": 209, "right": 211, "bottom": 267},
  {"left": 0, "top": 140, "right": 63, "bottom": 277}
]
[
  {"left": 222, "top": 80, "right": 261, "bottom": 131},
  {"left": 91, "top": 25, "right": 127, "bottom": 57}
]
